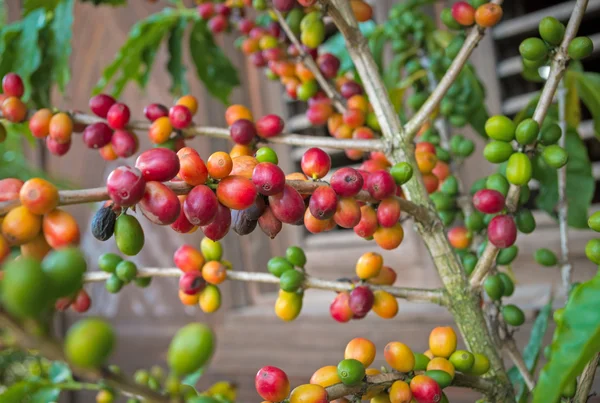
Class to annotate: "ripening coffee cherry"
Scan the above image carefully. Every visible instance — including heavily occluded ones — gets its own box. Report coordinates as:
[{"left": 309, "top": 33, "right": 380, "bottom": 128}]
[
  {"left": 139, "top": 181, "right": 181, "bottom": 226},
  {"left": 301, "top": 148, "right": 331, "bottom": 179},
  {"left": 89, "top": 94, "right": 116, "bottom": 118},
  {"left": 111, "top": 130, "right": 138, "bottom": 158},
  {"left": 309, "top": 186, "right": 338, "bottom": 220},
  {"left": 106, "top": 166, "right": 146, "bottom": 207},
  {"left": 135, "top": 148, "right": 180, "bottom": 182},
  {"left": 29, "top": 109, "right": 53, "bottom": 138},
  {"left": 487, "top": 215, "right": 517, "bottom": 248},
  {"left": 83, "top": 122, "right": 113, "bottom": 149},
  {"left": 2, "top": 97, "right": 27, "bottom": 123},
  {"left": 106, "top": 103, "right": 130, "bottom": 130},
  {"left": 318, "top": 53, "right": 340, "bottom": 79},
  {"left": 184, "top": 185, "right": 219, "bottom": 226},
  {"left": 377, "top": 198, "right": 401, "bottom": 228},
  {"left": 340, "top": 81, "right": 363, "bottom": 99},
  {"left": 349, "top": 286, "right": 374, "bottom": 317},
  {"left": 144, "top": 103, "right": 169, "bottom": 122},
  {"left": 330, "top": 167, "right": 363, "bottom": 197},
  {"left": 256, "top": 114, "right": 285, "bottom": 138},
  {"left": 367, "top": 170, "right": 396, "bottom": 200},
  {"left": 255, "top": 366, "right": 291, "bottom": 402},
  {"left": 179, "top": 271, "right": 205, "bottom": 295},
  {"left": 46, "top": 136, "right": 71, "bottom": 156},
  {"left": 474, "top": 3, "right": 503, "bottom": 28},
  {"left": 451, "top": 1, "right": 475, "bottom": 26},
  {"left": 268, "top": 184, "right": 305, "bottom": 225},
  {"left": 2, "top": 73, "right": 25, "bottom": 98},
  {"left": 229, "top": 119, "right": 257, "bottom": 145},
  {"left": 473, "top": 189, "right": 505, "bottom": 214},
  {"left": 169, "top": 105, "right": 192, "bottom": 129},
  {"left": 252, "top": 162, "right": 286, "bottom": 196},
  {"left": 273, "top": 0, "right": 295, "bottom": 11}
]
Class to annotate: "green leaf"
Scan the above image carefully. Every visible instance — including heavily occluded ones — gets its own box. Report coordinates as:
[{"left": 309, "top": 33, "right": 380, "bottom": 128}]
[
  {"left": 533, "top": 128, "right": 594, "bottom": 228},
  {"left": 13, "top": 9, "right": 46, "bottom": 101},
  {"left": 49, "top": 361, "right": 72, "bottom": 383},
  {"left": 23, "top": 0, "right": 60, "bottom": 15},
  {"left": 189, "top": 19, "right": 240, "bottom": 105},
  {"left": 49, "top": 0, "right": 74, "bottom": 92},
  {"left": 368, "top": 26, "right": 386, "bottom": 74},
  {"left": 166, "top": 16, "right": 189, "bottom": 96},
  {"left": 533, "top": 276, "right": 600, "bottom": 403},
  {"left": 0, "top": 381, "right": 42, "bottom": 402},
  {"left": 79, "top": 0, "right": 126, "bottom": 5},
  {"left": 564, "top": 70, "right": 581, "bottom": 128},
  {"left": 30, "top": 387, "right": 60, "bottom": 403},
  {"left": 0, "top": 0, "right": 7, "bottom": 28},
  {"left": 508, "top": 300, "right": 552, "bottom": 400},
  {"left": 94, "top": 9, "right": 178, "bottom": 97},
  {"left": 574, "top": 71, "right": 600, "bottom": 138},
  {"left": 182, "top": 367, "right": 204, "bottom": 388},
  {"left": 461, "top": 66, "right": 488, "bottom": 137}
]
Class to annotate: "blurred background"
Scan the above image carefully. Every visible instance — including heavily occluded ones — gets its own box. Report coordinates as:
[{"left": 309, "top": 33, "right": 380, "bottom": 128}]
[{"left": 2, "top": 0, "right": 600, "bottom": 401}]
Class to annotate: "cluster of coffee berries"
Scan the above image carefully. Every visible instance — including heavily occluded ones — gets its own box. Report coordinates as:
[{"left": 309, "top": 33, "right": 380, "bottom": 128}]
[
  {"left": 520, "top": 16, "right": 593, "bottom": 80},
  {"left": 97, "top": 252, "right": 151, "bottom": 294},
  {"left": 174, "top": 238, "right": 229, "bottom": 313},
  {"left": 1, "top": 247, "right": 87, "bottom": 320},
  {"left": 265, "top": 246, "right": 306, "bottom": 320},
  {"left": 0, "top": 73, "right": 27, "bottom": 142},
  {"left": 144, "top": 95, "right": 198, "bottom": 148},
  {"left": 329, "top": 252, "right": 399, "bottom": 323},
  {"left": 0, "top": 178, "right": 79, "bottom": 262},
  {"left": 227, "top": 104, "right": 285, "bottom": 146},
  {"left": 256, "top": 330, "right": 489, "bottom": 403},
  {"left": 442, "top": 1, "right": 503, "bottom": 30}
]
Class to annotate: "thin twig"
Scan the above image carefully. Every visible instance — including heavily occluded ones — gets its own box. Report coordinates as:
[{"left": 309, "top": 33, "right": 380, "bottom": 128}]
[
  {"left": 504, "top": 338, "right": 536, "bottom": 392},
  {"left": 419, "top": 54, "right": 452, "bottom": 151},
  {"left": 270, "top": 8, "right": 347, "bottom": 113},
  {"left": 574, "top": 353, "right": 600, "bottom": 403},
  {"left": 0, "top": 179, "right": 434, "bottom": 226},
  {"left": 0, "top": 312, "right": 172, "bottom": 403},
  {"left": 472, "top": 0, "right": 590, "bottom": 290},
  {"left": 557, "top": 79, "right": 572, "bottom": 291},
  {"left": 405, "top": 0, "right": 503, "bottom": 140},
  {"left": 84, "top": 268, "right": 446, "bottom": 305}
]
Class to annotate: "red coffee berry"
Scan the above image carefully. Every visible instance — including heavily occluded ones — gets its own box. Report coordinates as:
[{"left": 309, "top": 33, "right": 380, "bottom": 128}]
[
  {"left": 349, "top": 286, "right": 374, "bottom": 316},
  {"left": 331, "top": 167, "right": 364, "bottom": 197},
  {"left": 169, "top": 105, "right": 192, "bottom": 129},
  {"left": 473, "top": 189, "right": 505, "bottom": 214},
  {"left": 488, "top": 215, "right": 517, "bottom": 248},
  {"left": 106, "top": 166, "right": 146, "bottom": 207},
  {"left": 272, "top": 0, "right": 295, "bottom": 11},
  {"left": 340, "top": 81, "right": 363, "bottom": 99},
  {"left": 317, "top": 53, "right": 341, "bottom": 79},
  {"left": 334, "top": 197, "right": 362, "bottom": 228},
  {"left": 238, "top": 18, "right": 255, "bottom": 35},
  {"left": 2, "top": 73, "right": 24, "bottom": 98},
  {"left": 202, "top": 202, "right": 231, "bottom": 241},
  {"left": 55, "top": 296, "right": 73, "bottom": 312},
  {"left": 89, "top": 94, "right": 116, "bottom": 118},
  {"left": 309, "top": 186, "right": 338, "bottom": 220},
  {"left": 183, "top": 185, "right": 219, "bottom": 226},
  {"left": 171, "top": 197, "right": 196, "bottom": 234},
  {"left": 250, "top": 51, "right": 267, "bottom": 67},
  {"left": 135, "top": 148, "right": 180, "bottom": 182},
  {"left": 71, "top": 289, "right": 92, "bottom": 313},
  {"left": 106, "top": 103, "right": 130, "bottom": 129},
  {"left": 230, "top": 119, "right": 257, "bottom": 145},
  {"left": 83, "top": 122, "right": 113, "bottom": 149},
  {"left": 258, "top": 206, "right": 283, "bottom": 239},
  {"left": 377, "top": 197, "right": 401, "bottom": 228},
  {"left": 367, "top": 170, "right": 397, "bottom": 200},
  {"left": 263, "top": 47, "right": 284, "bottom": 62},
  {"left": 209, "top": 14, "right": 228, "bottom": 34},
  {"left": 139, "top": 181, "right": 181, "bottom": 225},
  {"left": 354, "top": 205, "right": 378, "bottom": 238},
  {"left": 144, "top": 103, "right": 169, "bottom": 122},
  {"left": 452, "top": 1, "right": 476, "bottom": 26},
  {"left": 111, "top": 130, "right": 139, "bottom": 158},
  {"left": 215, "top": 3, "right": 231, "bottom": 16},
  {"left": 179, "top": 271, "right": 206, "bottom": 295},
  {"left": 330, "top": 291, "right": 353, "bottom": 323},
  {"left": 306, "top": 103, "right": 334, "bottom": 126},
  {"left": 46, "top": 137, "right": 71, "bottom": 156},
  {"left": 217, "top": 176, "right": 258, "bottom": 210},
  {"left": 256, "top": 114, "right": 285, "bottom": 138},
  {"left": 252, "top": 162, "right": 286, "bottom": 196},
  {"left": 197, "top": 2, "right": 214, "bottom": 19},
  {"left": 268, "top": 184, "right": 305, "bottom": 225},
  {"left": 255, "top": 366, "right": 290, "bottom": 402},
  {"left": 301, "top": 148, "right": 331, "bottom": 179}
]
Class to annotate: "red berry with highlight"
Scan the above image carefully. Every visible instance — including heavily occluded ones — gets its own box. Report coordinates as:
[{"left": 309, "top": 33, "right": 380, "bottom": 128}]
[
  {"left": 184, "top": 185, "right": 219, "bottom": 226},
  {"left": 309, "top": 186, "right": 338, "bottom": 220},
  {"left": 144, "top": 103, "right": 169, "bottom": 122},
  {"left": 255, "top": 366, "right": 290, "bottom": 402},
  {"left": 2, "top": 73, "right": 24, "bottom": 98},
  {"left": 367, "top": 170, "right": 397, "bottom": 200},
  {"left": 452, "top": 1, "right": 475, "bottom": 26},
  {"left": 318, "top": 53, "right": 341, "bottom": 79},
  {"left": 169, "top": 105, "right": 192, "bottom": 129},
  {"left": 111, "top": 130, "right": 138, "bottom": 158},
  {"left": 334, "top": 197, "right": 362, "bottom": 228},
  {"left": 488, "top": 215, "right": 517, "bottom": 248},
  {"left": 252, "top": 162, "right": 286, "bottom": 196},
  {"left": 301, "top": 148, "right": 331, "bottom": 179},
  {"left": 340, "top": 81, "right": 363, "bottom": 99},
  {"left": 230, "top": 119, "right": 257, "bottom": 145},
  {"left": 139, "top": 181, "right": 181, "bottom": 225},
  {"left": 349, "top": 286, "right": 374, "bottom": 316},
  {"left": 46, "top": 137, "right": 71, "bottom": 156},
  {"left": 354, "top": 205, "right": 378, "bottom": 238},
  {"left": 330, "top": 291, "right": 353, "bottom": 323},
  {"left": 473, "top": 189, "right": 505, "bottom": 214},
  {"left": 89, "top": 94, "right": 116, "bottom": 118},
  {"left": 106, "top": 103, "right": 130, "bottom": 130},
  {"left": 71, "top": 289, "right": 92, "bottom": 313},
  {"left": 268, "top": 184, "right": 305, "bottom": 225},
  {"left": 202, "top": 202, "right": 231, "bottom": 241},
  {"left": 377, "top": 197, "right": 401, "bottom": 228},
  {"left": 135, "top": 148, "right": 180, "bottom": 182},
  {"left": 106, "top": 166, "right": 146, "bottom": 207},
  {"left": 197, "top": 2, "right": 214, "bottom": 19},
  {"left": 256, "top": 114, "right": 285, "bottom": 138},
  {"left": 83, "top": 122, "right": 113, "bottom": 149},
  {"left": 331, "top": 167, "right": 363, "bottom": 197}
]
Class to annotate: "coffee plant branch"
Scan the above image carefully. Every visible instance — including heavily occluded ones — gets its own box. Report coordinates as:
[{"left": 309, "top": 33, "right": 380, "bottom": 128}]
[
  {"left": 557, "top": 79, "right": 572, "bottom": 290},
  {"left": 324, "top": 1, "right": 514, "bottom": 399},
  {"left": 0, "top": 179, "right": 434, "bottom": 225},
  {"left": 84, "top": 268, "right": 447, "bottom": 305},
  {"left": 574, "top": 352, "right": 600, "bottom": 403},
  {"left": 0, "top": 311, "right": 172, "bottom": 403},
  {"left": 270, "top": 7, "right": 347, "bottom": 113},
  {"left": 469, "top": 0, "right": 590, "bottom": 290},
  {"left": 405, "top": 0, "right": 503, "bottom": 140},
  {"left": 504, "top": 337, "right": 536, "bottom": 391}
]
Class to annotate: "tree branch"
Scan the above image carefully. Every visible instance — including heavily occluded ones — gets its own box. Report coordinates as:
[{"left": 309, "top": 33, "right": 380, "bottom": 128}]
[
  {"left": 405, "top": 0, "right": 503, "bottom": 140},
  {"left": 472, "top": 0, "right": 589, "bottom": 290},
  {"left": 574, "top": 353, "right": 600, "bottom": 403},
  {"left": 504, "top": 338, "right": 536, "bottom": 392},
  {"left": 270, "top": 8, "right": 347, "bottom": 113},
  {"left": 0, "top": 311, "right": 172, "bottom": 403},
  {"left": 0, "top": 179, "right": 434, "bottom": 226},
  {"left": 84, "top": 268, "right": 446, "bottom": 305},
  {"left": 557, "top": 79, "right": 572, "bottom": 290}
]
